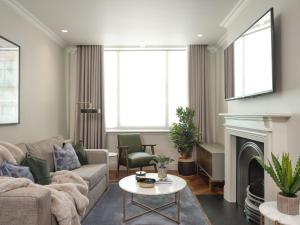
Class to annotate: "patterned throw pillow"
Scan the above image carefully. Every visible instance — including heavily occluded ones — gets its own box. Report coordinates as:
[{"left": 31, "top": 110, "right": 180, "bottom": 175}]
[
  {"left": 53, "top": 143, "right": 81, "bottom": 171},
  {"left": 0, "top": 161, "right": 34, "bottom": 182}
]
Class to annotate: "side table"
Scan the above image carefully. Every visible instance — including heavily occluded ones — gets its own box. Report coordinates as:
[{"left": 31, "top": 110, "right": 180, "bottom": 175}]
[
  {"left": 108, "top": 152, "right": 118, "bottom": 175},
  {"left": 108, "top": 152, "right": 118, "bottom": 158},
  {"left": 259, "top": 201, "right": 300, "bottom": 225}
]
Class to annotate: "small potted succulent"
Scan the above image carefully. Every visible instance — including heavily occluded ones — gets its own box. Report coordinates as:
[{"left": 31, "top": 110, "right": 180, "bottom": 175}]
[
  {"left": 256, "top": 153, "right": 300, "bottom": 215},
  {"left": 151, "top": 155, "right": 174, "bottom": 180},
  {"left": 169, "top": 107, "right": 199, "bottom": 175}
]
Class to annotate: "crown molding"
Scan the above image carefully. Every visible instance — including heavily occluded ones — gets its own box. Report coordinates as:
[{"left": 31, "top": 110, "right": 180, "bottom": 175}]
[
  {"left": 3, "top": 0, "right": 66, "bottom": 47},
  {"left": 220, "top": 0, "right": 249, "bottom": 28},
  {"left": 216, "top": 33, "right": 228, "bottom": 48},
  {"left": 216, "top": 0, "right": 249, "bottom": 48},
  {"left": 66, "top": 46, "right": 77, "bottom": 54},
  {"left": 207, "top": 46, "right": 218, "bottom": 53}
]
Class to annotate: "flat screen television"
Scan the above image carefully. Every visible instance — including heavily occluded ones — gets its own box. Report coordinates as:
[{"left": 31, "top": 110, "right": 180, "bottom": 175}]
[{"left": 224, "top": 8, "right": 274, "bottom": 100}]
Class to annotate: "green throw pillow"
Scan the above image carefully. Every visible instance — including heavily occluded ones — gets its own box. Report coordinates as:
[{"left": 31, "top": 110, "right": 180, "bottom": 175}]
[
  {"left": 73, "top": 142, "right": 88, "bottom": 165},
  {"left": 21, "top": 153, "right": 51, "bottom": 185}
]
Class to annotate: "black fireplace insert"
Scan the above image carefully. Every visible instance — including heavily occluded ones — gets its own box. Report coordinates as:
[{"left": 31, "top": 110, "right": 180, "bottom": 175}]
[{"left": 236, "top": 137, "right": 264, "bottom": 224}]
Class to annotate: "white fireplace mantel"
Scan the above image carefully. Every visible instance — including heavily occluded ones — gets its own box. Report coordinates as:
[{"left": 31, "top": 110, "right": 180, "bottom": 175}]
[{"left": 219, "top": 113, "right": 291, "bottom": 203}]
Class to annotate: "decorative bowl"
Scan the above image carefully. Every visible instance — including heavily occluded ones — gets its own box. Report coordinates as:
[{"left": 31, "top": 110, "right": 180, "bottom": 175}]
[{"left": 137, "top": 178, "right": 156, "bottom": 188}]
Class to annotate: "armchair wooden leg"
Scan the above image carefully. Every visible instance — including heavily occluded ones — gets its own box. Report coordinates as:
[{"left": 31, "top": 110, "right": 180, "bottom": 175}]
[
  {"left": 154, "top": 165, "right": 157, "bottom": 173},
  {"left": 126, "top": 167, "right": 129, "bottom": 175},
  {"left": 140, "top": 167, "right": 143, "bottom": 171},
  {"left": 117, "top": 163, "right": 120, "bottom": 179}
]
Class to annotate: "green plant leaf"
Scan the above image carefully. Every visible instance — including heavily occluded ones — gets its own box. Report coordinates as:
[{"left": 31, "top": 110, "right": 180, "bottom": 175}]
[
  {"left": 293, "top": 157, "right": 300, "bottom": 179},
  {"left": 255, "top": 156, "right": 285, "bottom": 193},
  {"left": 150, "top": 154, "right": 174, "bottom": 167},
  {"left": 290, "top": 174, "right": 300, "bottom": 194},
  {"left": 257, "top": 153, "right": 300, "bottom": 196},
  {"left": 282, "top": 153, "right": 292, "bottom": 193},
  {"left": 169, "top": 107, "right": 198, "bottom": 157},
  {"left": 271, "top": 153, "right": 284, "bottom": 187}
]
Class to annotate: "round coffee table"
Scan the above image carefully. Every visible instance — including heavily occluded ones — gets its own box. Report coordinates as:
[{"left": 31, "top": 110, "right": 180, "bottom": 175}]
[{"left": 119, "top": 173, "right": 187, "bottom": 224}]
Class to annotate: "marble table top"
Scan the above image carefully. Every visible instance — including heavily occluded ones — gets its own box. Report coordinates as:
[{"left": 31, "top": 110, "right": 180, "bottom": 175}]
[{"left": 259, "top": 201, "right": 300, "bottom": 225}]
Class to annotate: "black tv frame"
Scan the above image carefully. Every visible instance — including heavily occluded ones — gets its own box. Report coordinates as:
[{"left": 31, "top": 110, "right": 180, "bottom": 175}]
[{"left": 225, "top": 8, "right": 275, "bottom": 101}]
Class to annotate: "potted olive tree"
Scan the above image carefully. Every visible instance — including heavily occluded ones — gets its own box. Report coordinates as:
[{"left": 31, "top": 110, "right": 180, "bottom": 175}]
[
  {"left": 169, "top": 107, "right": 199, "bottom": 176},
  {"left": 150, "top": 155, "right": 174, "bottom": 180},
  {"left": 256, "top": 153, "right": 300, "bottom": 215}
]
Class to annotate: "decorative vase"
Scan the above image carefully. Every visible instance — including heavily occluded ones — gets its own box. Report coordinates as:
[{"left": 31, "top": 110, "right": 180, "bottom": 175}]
[
  {"left": 277, "top": 193, "right": 300, "bottom": 215},
  {"left": 158, "top": 166, "right": 167, "bottom": 180}
]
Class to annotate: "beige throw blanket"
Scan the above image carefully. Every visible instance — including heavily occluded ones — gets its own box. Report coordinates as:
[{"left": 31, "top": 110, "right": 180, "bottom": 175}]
[{"left": 0, "top": 171, "right": 89, "bottom": 225}]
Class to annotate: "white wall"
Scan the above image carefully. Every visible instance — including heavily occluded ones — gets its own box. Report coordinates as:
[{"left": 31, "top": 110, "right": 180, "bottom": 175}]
[
  {"left": 216, "top": 0, "right": 300, "bottom": 157},
  {"left": 0, "top": 2, "right": 67, "bottom": 143}
]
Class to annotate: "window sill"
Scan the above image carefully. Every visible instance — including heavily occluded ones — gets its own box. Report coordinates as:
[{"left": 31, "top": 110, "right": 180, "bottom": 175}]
[{"left": 106, "top": 129, "right": 170, "bottom": 134}]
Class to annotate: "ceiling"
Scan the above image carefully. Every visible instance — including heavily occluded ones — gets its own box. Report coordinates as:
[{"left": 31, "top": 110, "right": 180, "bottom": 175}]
[{"left": 14, "top": 0, "right": 239, "bottom": 46}]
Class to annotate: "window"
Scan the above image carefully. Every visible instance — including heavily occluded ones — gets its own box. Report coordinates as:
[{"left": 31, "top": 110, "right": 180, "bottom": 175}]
[
  {"left": 104, "top": 48, "right": 188, "bottom": 131},
  {"left": 0, "top": 37, "right": 19, "bottom": 125}
]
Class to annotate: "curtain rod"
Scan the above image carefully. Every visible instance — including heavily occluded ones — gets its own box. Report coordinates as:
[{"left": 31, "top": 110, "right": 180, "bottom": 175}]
[{"left": 104, "top": 46, "right": 187, "bottom": 51}]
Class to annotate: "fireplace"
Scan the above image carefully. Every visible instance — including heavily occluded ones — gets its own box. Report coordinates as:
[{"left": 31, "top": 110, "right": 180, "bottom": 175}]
[
  {"left": 219, "top": 114, "right": 291, "bottom": 224},
  {"left": 236, "top": 137, "right": 264, "bottom": 223}
]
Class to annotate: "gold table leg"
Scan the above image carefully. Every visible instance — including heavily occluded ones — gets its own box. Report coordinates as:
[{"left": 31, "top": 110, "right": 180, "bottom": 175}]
[
  {"left": 260, "top": 213, "right": 264, "bottom": 225},
  {"left": 123, "top": 191, "right": 181, "bottom": 224},
  {"left": 260, "top": 213, "right": 281, "bottom": 225}
]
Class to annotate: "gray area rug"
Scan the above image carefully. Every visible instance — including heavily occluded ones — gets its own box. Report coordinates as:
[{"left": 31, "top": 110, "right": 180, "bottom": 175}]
[{"left": 82, "top": 183, "right": 211, "bottom": 225}]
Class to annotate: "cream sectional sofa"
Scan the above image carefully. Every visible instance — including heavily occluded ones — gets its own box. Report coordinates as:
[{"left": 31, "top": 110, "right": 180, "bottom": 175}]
[{"left": 0, "top": 136, "right": 109, "bottom": 225}]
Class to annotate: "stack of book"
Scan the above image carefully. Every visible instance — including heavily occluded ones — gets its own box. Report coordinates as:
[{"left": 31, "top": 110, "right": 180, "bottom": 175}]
[{"left": 156, "top": 177, "right": 172, "bottom": 184}]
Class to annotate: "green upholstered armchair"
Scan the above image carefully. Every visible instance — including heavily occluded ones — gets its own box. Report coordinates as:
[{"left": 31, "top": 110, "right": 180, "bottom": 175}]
[{"left": 117, "top": 134, "right": 157, "bottom": 176}]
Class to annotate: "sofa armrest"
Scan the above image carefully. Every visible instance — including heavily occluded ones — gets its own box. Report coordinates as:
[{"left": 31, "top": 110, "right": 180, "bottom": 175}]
[
  {"left": 0, "top": 187, "right": 52, "bottom": 225},
  {"left": 85, "top": 149, "right": 109, "bottom": 188},
  {"left": 85, "top": 149, "right": 109, "bottom": 165}
]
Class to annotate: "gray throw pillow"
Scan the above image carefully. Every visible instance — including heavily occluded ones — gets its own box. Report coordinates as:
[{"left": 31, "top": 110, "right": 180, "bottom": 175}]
[
  {"left": 53, "top": 143, "right": 81, "bottom": 171},
  {"left": 0, "top": 161, "right": 34, "bottom": 182}
]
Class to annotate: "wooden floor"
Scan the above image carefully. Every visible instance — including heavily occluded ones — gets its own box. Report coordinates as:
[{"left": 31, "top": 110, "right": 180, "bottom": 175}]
[{"left": 109, "top": 170, "right": 223, "bottom": 196}]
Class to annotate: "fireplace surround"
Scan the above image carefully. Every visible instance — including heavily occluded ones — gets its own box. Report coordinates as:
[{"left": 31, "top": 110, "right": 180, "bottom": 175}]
[{"left": 219, "top": 113, "right": 291, "bottom": 203}]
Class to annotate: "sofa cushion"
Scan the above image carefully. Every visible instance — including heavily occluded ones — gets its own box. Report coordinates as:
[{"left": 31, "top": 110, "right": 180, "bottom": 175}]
[
  {"left": 0, "top": 161, "right": 34, "bottom": 182},
  {"left": 127, "top": 152, "right": 155, "bottom": 168},
  {"left": 0, "top": 145, "right": 17, "bottom": 165},
  {"left": 72, "top": 164, "right": 106, "bottom": 190},
  {"left": 21, "top": 153, "right": 51, "bottom": 185},
  {"left": 0, "top": 142, "right": 25, "bottom": 164},
  {"left": 16, "top": 143, "right": 28, "bottom": 154},
  {"left": 53, "top": 143, "right": 81, "bottom": 171},
  {"left": 26, "top": 136, "right": 64, "bottom": 172}
]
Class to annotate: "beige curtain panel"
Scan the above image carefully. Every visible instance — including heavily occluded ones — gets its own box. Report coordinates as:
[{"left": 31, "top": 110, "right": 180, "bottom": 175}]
[
  {"left": 224, "top": 44, "right": 235, "bottom": 99},
  {"left": 188, "top": 45, "right": 211, "bottom": 143},
  {"left": 76, "top": 45, "right": 106, "bottom": 149}
]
